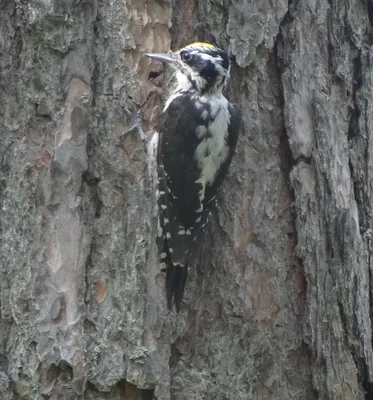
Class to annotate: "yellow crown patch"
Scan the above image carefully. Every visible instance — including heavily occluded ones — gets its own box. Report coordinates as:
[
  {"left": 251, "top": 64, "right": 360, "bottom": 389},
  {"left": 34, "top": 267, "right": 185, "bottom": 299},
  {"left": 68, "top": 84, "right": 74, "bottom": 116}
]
[{"left": 187, "top": 42, "right": 214, "bottom": 49}]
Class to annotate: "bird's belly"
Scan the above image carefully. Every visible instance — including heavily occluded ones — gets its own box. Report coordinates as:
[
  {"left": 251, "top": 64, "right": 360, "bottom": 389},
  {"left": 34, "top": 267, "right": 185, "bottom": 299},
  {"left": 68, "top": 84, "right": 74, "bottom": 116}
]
[{"left": 195, "top": 134, "right": 229, "bottom": 187}]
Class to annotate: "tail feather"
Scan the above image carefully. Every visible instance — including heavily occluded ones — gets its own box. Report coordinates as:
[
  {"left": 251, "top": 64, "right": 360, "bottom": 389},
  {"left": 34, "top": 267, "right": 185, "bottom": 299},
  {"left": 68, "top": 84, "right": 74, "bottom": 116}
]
[{"left": 166, "top": 263, "right": 188, "bottom": 312}]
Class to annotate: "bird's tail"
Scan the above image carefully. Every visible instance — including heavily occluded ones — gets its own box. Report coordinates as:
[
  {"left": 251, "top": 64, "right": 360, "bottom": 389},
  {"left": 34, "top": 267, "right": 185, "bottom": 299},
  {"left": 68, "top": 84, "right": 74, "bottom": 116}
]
[{"left": 165, "top": 263, "right": 188, "bottom": 312}]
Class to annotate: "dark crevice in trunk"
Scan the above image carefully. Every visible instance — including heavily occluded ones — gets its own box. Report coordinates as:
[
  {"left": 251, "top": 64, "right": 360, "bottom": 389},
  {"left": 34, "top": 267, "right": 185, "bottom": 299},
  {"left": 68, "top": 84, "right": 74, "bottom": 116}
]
[
  {"left": 363, "top": 231, "right": 373, "bottom": 400},
  {"left": 347, "top": 53, "right": 362, "bottom": 141},
  {"left": 345, "top": 48, "right": 373, "bottom": 399},
  {"left": 274, "top": 4, "right": 316, "bottom": 395},
  {"left": 87, "top": 379, "right": 155, "bottom": 399},
  {"left": 81, "top": 170, "right": 103, "bottom": 219},
  {"left": 169, "top": 342, "right": 182, "bottom": 369},
  {"left": 274, "top": 10, "right": 296, "bottom": 184},
  {"left": 367, "top": 0, "right": 373, "bottom": 27},
  {"left": 274, "top": 5, "right": 302, "bottom": 279},
  {"left": 337, "top": 300, "right": 352, "bottom": 351},
  {"left": 363, "top": 377, "right": 373, "bottom": 399},
  {"left": 80, "top": 171, "right": 101, "bottom": 323},
  {"left": 90, "top": 10, "right": 101, "bottom": 109}
]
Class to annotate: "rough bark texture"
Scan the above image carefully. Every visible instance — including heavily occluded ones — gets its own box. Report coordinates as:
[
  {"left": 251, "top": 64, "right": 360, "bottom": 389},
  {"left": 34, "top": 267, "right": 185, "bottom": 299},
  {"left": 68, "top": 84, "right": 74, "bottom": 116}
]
[{"left": 1, "top": 0, "right": 373, "bottom": 399}]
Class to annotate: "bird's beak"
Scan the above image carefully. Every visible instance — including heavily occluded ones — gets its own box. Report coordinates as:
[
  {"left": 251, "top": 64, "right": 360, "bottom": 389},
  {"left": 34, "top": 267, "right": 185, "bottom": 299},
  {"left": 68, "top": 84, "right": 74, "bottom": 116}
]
[{"left": 145, "top": 52, "right": 177, "bottom": 65}]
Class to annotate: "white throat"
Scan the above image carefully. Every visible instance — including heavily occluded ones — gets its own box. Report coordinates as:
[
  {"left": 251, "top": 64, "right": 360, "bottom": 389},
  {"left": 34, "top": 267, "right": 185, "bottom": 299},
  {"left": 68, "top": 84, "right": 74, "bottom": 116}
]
[
  {"left": 175, "top": 70, "right": 193, "bottom": 92},
  {"left": 176, "top": 69, "right": 225, "bottom": 95},
  {"left": 163, "top": 69, "right": 225, "bottom": 112}
]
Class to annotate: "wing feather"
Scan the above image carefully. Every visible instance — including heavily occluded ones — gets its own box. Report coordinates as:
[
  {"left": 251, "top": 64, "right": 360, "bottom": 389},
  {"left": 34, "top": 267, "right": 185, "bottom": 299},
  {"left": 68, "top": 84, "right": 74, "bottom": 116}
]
[{"left": 157, "top": 95, "right": 206, "bottom": 265}]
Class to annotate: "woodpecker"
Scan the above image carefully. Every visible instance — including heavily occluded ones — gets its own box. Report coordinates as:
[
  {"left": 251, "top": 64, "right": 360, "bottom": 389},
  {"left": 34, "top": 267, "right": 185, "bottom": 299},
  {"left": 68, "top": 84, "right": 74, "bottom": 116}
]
[{"left": 146, "top": 42, "right": 241, "bottom": 311}]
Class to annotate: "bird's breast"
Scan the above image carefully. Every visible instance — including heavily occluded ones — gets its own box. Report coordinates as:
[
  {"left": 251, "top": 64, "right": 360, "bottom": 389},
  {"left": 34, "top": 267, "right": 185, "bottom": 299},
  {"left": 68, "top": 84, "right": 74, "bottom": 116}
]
[{"left": 194, "top": 98, "right": 231, "bottom": 187}]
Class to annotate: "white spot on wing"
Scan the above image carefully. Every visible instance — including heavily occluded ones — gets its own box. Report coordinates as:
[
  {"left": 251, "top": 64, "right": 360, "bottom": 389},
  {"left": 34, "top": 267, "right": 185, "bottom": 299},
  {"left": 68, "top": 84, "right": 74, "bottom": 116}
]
[
  {"left": 196, "top": 125, "right": 207, "bottom": 138},
  {"left": 201, "top": 110, "right": 209, "bottom": 119}
]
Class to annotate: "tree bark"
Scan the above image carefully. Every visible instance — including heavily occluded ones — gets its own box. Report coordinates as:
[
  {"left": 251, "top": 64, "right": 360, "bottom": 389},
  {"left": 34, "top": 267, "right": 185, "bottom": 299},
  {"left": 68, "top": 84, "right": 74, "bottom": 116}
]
[{"left": 1, "top": 0, "right": 372, "bottom": 399}]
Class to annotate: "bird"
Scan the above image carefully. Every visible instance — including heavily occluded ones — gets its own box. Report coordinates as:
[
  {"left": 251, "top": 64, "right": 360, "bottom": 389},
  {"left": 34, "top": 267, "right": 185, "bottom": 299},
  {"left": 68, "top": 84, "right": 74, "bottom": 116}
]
[{"left": 146, "top": 42, "right": 241, "bottom": 311}]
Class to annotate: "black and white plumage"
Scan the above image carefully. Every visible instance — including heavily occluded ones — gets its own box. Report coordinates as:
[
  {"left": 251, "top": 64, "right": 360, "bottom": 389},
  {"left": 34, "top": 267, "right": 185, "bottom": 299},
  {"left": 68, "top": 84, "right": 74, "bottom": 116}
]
[{"left": 146, "top": 42, "right": 241, "bottom": 311}]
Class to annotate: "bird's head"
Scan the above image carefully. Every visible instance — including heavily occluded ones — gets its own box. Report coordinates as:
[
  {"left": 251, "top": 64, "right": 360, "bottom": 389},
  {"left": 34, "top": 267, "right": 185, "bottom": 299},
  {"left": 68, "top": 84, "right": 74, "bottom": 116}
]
[{"left": 146, "top": 42, "right": 230, "bottom": 95}]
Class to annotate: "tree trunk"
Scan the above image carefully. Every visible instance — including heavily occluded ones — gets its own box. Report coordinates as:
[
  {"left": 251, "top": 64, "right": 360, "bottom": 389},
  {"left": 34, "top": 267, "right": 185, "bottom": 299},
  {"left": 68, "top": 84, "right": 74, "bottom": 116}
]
[{"left": 1, "top": 0, "right": 372, "bottom": 399}]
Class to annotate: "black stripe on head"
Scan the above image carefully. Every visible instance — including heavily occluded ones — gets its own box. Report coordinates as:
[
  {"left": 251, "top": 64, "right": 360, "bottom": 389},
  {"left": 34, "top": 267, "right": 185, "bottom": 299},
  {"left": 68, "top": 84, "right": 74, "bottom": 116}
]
[
  {"left": 200, "top": 59, "right": 218, "bottom": 85},
  {"left": 181, "top": 45, "right": 230, "bottom": 72},
  {"left": 203, "top": 48, "right": 230, "bottom": 71},
  {"left": 187, "top": 73, "right": 198, "bottom": 91}
]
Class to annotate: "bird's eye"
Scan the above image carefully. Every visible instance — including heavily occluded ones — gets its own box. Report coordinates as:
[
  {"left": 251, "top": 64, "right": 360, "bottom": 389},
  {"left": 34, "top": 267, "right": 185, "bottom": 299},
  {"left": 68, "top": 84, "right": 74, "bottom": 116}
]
[{"left": 180, "top": 51, "right": 193, "bottom": 62}]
